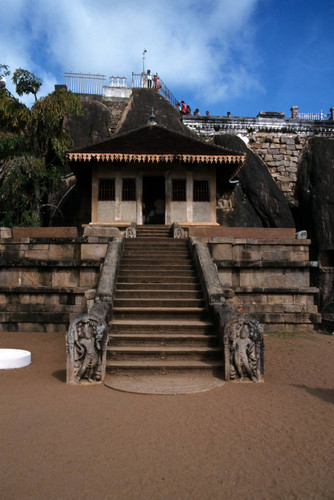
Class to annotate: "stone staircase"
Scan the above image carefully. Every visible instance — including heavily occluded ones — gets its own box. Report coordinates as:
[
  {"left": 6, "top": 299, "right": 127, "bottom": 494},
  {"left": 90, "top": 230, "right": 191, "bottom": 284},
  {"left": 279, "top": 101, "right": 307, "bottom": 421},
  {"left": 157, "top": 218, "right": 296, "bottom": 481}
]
[{"left": 107, "top": 225, "right": 222, "bottom": 376}]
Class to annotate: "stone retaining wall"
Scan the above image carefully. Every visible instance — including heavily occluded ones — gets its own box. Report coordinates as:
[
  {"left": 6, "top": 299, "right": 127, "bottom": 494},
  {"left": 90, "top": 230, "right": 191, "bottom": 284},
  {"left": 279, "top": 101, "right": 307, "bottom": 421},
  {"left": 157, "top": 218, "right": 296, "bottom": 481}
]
[
  {"left": 208, "top": 237, "right": 320, "bottom": 333},
  {"left": 0, "top": 236, "right": 110, "bottom": 332}
]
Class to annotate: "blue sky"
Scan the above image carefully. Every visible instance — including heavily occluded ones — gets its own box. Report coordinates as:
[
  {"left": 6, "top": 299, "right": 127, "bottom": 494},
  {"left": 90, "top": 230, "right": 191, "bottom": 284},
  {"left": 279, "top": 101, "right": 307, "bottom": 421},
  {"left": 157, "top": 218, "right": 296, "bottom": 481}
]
[{"left": 1, "top": 0, "right": 333, "bottom": 118}]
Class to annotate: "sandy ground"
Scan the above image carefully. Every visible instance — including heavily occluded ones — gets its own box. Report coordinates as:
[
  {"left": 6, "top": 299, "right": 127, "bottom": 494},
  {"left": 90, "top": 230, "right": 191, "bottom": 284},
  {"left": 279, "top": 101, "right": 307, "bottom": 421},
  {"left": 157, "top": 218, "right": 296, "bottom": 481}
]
[{"left": 0, "top": 330, "right": 333, "bottom": 500}]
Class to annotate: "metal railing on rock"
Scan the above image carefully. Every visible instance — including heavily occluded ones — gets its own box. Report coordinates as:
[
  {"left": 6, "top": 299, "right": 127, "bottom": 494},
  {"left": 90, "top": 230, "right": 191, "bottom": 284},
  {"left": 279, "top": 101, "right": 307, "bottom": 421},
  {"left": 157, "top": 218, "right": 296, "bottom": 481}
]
[
  {"left": 132, "top": 72, "right": 179, "bottom": 109},
  {"left": 64, "top": 72, "right": 106, "bottom": 95}
]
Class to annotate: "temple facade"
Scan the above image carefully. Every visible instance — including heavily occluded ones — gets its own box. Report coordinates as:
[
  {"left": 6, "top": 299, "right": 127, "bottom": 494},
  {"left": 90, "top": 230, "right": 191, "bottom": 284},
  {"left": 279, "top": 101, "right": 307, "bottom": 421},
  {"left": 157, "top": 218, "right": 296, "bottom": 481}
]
[{"left": 68, "top": 123, "right": 245, "bottom": 226}]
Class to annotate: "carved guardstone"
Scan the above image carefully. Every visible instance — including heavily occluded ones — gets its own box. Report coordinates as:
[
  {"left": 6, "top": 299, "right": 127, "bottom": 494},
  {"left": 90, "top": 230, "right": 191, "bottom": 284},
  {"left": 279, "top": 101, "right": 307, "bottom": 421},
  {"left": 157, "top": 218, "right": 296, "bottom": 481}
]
[
  {"left": 223, "top": 315, "right": 264, "bottom": 383},
  {"left": 66, "top": 314, "right": 108, "bottom": 384}
]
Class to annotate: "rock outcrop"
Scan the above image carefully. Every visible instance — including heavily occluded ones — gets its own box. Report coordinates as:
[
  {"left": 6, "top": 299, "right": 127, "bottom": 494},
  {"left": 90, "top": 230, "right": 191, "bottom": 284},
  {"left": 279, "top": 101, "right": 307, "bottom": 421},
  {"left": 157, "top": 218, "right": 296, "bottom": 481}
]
[
  {"left": 214, "top": 134, "right": 295, "bottom": 228},
  {"left": 295, "top": 137, "right": 334, "bottom": 320},
  {"left": 295, "top": 137, "right": 334, "bottom": 255},
  {"left": 64, "top": 100, "right": 115, "bottom": 149}
]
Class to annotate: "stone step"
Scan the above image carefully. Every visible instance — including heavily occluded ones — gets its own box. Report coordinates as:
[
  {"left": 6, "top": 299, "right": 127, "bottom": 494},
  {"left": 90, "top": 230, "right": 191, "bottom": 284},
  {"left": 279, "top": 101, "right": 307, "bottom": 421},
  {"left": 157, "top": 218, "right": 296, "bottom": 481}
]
[
  {"left": 136, "top": 227, "right": 171, "bottom": 231},
  {"left": 116, "top": 275, "right": 200, "bottom": 284},
  {"left": 124, "top": 240, "right": 187, "bottom": 247},
  {"left": 120, "top": 257, "right": 192, "bottom": 265},
  {"left": 106, "top": 359, "right": 223, "bottom": 376},
  {"left": 136, "top": 230, "right": 171, "bottom": 235},
  {"left": 113, "top": 298, "right": 206, "bottom": 308},
  {"left": 107, "top": 345, "right": 221, "bottom": 360},
  {"left": 118, "top": 263, "right": 195, "bottom": 271},
  {"left": 116, "top": 283, "right": 202, "bottom": 291},
  {"left": 114, "top": 290, "right": 203, "bottom": 299},
  {"left": 112, "top": 307, "right": 208, "bottom": 321},
  {"left": 109, "top": 333, "right": 218, "bottom": 347},
  {"left": 118, "top": 269, "right": 197, "bottom": 278},
  {"left": 109, "top": 319, "right": 216, "bottom": 335},
  {"left": 122, "top": 250, "right": 190, "bottom": 258}
]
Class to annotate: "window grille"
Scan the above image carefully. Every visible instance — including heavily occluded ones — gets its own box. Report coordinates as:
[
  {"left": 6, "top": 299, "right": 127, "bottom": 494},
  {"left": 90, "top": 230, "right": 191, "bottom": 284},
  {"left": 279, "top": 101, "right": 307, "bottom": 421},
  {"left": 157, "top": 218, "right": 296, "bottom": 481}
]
[
  {"left": 172, "top": 179, "right": 186, "bottom": 201},
  {"left": 122, "top": 178, "right": 136, "bottom": 201},
  {"left": 193, "top": 180, "right": 210, "bottom": 202},
  {"left": 98, "top": 178, "right": 115, "bottom": 201}
]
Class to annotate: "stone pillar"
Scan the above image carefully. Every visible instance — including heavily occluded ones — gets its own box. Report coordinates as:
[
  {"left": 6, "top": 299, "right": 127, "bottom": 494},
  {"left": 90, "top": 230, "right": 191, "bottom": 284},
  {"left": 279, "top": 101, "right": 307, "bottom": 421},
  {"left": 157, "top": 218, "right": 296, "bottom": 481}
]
[
  {"left": 330, "top": 107, "right": 334, "bottom": 121},
  {"left": 91, "top": 169, "right": 98, "bottom": 222},
  {"left": 115, "top": 175, "right": 122, "bottom": 221},
  {"left": 186, "top": 171, "right": 193, "bottom": 223},
  {"left": 165, "top": 171, "right": 171, "bottom": 225},
  {"left": 290, "top": 106, "right": 299, "bottom": 119},
  {"left": 136, "top": 174, "right": 143, "bottom": 225}
]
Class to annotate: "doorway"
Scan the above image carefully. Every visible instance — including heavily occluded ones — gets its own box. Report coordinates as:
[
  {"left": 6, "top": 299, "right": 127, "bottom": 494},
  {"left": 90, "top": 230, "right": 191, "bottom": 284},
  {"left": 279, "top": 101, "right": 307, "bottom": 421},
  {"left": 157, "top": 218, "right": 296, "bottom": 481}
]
[{"left": 142, "top": 176, "right": 165, "bottom": 224}]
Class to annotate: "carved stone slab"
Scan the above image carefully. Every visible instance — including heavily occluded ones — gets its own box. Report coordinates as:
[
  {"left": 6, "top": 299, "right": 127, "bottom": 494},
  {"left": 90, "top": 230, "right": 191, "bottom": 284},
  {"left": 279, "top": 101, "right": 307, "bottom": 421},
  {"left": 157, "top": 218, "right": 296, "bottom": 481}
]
[
  {"left": 224, "top": 316, "right": 264, "bottom": 383},
  {"left": 66, "top": 314, "right": 108, "bottom": 384}
]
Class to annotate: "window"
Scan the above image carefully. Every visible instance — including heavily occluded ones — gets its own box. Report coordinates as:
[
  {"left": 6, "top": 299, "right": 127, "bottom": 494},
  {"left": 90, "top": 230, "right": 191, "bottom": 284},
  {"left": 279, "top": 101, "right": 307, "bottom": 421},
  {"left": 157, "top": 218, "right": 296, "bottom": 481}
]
[
  {"left": 122, "top": 178, "right": 136, "bottom": 201},
  {"left": 193, "top": 180, "right": 210, "bottom": 202},
  {"left": 172, "top": 179, "right": 186, "bottom": 201},
  {"left": 98, "top": 178, "right": 115, "bottom": 201}
]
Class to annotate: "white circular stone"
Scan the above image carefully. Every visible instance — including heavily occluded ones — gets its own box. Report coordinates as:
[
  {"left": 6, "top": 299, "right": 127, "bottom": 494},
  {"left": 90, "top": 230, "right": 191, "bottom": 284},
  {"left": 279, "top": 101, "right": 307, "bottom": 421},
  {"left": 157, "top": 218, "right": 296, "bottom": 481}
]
[{"left": 0, "top": 349, "right": 31, "bottom": 369}]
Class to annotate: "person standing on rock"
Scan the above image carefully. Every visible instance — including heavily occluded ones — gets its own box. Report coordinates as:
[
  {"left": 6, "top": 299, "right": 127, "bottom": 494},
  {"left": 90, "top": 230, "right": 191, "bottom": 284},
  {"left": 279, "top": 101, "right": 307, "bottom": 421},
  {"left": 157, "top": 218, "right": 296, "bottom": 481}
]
[{"left": 147, "top": 70, "right": 152, "bottom": 88}]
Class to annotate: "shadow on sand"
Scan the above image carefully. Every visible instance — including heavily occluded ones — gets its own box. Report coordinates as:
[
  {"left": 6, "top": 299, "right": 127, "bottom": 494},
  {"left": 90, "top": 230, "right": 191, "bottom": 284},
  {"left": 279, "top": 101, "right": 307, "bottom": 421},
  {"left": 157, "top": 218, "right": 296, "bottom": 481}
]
[
  {"left": 52, "top": 369, "right": 66, "bottom": 383},
  {"left": 293, "top": 384, "right": 334, "bottom": 404}
]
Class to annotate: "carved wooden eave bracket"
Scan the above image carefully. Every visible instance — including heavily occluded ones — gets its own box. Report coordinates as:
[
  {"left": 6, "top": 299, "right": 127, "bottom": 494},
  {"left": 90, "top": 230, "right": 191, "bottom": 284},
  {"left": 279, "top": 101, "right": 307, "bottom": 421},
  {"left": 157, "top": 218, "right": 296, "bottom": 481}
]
[{"left": 67, "top": 152, "right": 246, "bottom": 167}]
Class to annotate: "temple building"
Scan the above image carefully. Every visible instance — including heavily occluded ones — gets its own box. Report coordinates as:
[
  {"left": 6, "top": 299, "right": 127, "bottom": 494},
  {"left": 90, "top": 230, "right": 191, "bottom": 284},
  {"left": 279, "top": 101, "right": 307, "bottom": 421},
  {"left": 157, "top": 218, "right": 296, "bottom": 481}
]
[{"left": 67, "top": 104, "right": 245, "bottom": 227}]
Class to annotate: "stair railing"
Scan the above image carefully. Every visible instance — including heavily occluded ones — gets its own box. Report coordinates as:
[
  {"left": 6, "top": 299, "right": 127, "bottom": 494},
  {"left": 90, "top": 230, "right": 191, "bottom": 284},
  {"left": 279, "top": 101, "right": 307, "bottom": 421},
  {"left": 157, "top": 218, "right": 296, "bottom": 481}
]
[
  {"left": 189, "top": 237, "right": 264, "bottom": 382},
  {"left": 66, "top": 236, "right": 124, "bottom": 384}
]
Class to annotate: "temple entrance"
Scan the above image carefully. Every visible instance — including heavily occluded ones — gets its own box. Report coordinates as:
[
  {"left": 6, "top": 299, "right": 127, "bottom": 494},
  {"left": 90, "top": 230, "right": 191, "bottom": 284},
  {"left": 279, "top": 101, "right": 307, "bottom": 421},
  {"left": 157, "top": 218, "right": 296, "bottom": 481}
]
[{"left": 142, "top": 176, "right": 165, "bottom": 224}]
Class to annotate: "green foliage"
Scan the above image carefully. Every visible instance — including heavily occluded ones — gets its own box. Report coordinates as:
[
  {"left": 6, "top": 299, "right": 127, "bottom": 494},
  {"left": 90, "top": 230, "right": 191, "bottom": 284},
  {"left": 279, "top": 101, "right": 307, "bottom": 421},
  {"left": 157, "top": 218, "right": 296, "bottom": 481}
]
[
  {"left": 28, "top": 89, "right": 82, "bottom": 163},
  {"left": 0, "top": 64, "right": 82, "bottom": 227},
  {"left": 0, "top": 88, "right": 31, "bottom": 132},
  {"left": 0, "top": 155, "right": 57, "bottom": 226},
  {"left": 12, "top": 68, "right": 42, "bottom": 101},
  {"left": 0, "top": 64, "right": 10, "bottom": 77},
  {"left": 0, "top": 132, "right": 25, "bottom": 159}
]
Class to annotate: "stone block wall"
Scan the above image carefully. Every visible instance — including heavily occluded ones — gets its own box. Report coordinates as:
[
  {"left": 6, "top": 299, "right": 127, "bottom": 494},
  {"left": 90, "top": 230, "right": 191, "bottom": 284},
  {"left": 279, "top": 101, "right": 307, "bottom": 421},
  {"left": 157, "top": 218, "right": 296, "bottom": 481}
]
[
  {"left": 208, "top": 237, "right": 321, "bottom": 333},
  {"left": 248, "top": 132, "right": 305, "bottom": 201},
  {"left": 0, "top": 236, "right": 109, "bottom": 332}
]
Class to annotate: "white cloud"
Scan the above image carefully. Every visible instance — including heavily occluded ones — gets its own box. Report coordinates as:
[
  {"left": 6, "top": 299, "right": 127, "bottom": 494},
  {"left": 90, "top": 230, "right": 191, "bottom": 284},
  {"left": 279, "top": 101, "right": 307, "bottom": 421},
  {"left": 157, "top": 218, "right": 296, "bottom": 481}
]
[{"left": 0, "top": 0, "right": 261, "bottom": 108}]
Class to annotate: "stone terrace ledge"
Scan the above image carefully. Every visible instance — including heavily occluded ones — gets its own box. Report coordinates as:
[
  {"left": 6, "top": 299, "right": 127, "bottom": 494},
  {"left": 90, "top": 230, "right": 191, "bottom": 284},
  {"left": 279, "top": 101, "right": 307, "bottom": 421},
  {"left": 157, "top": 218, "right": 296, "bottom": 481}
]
[{"left": 183, "top": 110, "right": 334, "bottom": 138}]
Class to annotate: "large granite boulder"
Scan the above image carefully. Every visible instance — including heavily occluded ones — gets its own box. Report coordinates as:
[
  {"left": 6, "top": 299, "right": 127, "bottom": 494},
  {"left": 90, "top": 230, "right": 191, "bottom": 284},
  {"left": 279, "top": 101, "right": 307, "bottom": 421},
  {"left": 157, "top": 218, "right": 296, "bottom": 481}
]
[
  {"left": 114, "top": 88, "right": 193, "bottom": 136},
  {"left": 64, "top": 100, "right": 113, "bottom": 149},
  {"left": 295, "top": 137, "right": 334, "bottom": 254},
  {"left": 295, "top": 137, "right": 334, "bottom": 318},
  {"left": 214, "top": 134, "right": 295, "bottom": 228}
]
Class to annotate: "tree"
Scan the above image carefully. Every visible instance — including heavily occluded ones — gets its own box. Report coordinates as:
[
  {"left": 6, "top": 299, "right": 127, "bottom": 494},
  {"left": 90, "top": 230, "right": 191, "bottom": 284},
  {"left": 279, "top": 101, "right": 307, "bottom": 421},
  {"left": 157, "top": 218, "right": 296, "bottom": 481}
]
[
  {"left": 0, "top": 87, "right": 31, "bottom": 132},
  {"left": 0, "top": 155, "right": 48, "bottom": 226},
  {"left": 0, "top": 66, "right": 82, "bottom": 227},
  {"left": 12, "top": 68, "right": 42, "bottom": 102},
  {"left": 28, "top": 88, "right": 82, "bottom": 163}
]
